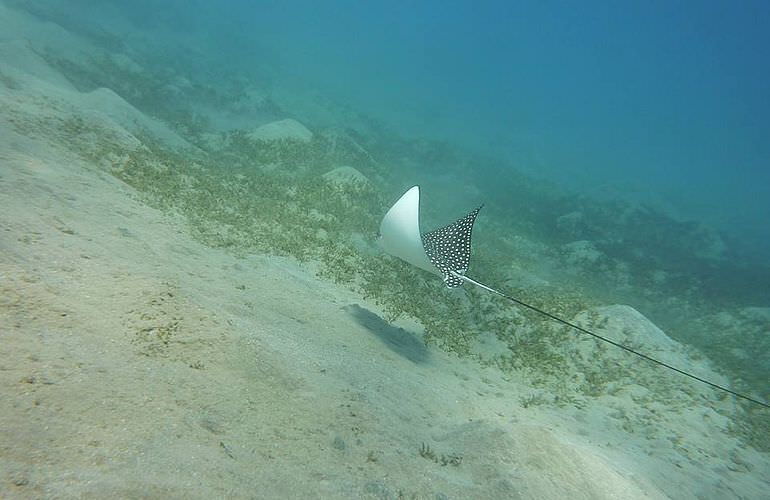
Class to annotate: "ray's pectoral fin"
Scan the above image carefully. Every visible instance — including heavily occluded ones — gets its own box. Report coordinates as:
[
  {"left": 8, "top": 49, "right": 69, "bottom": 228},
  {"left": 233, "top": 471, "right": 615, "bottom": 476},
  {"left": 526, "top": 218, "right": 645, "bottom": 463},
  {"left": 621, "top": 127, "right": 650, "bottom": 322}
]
[{"left": 421, "top": 205, "right": 483, "bottom": 288}]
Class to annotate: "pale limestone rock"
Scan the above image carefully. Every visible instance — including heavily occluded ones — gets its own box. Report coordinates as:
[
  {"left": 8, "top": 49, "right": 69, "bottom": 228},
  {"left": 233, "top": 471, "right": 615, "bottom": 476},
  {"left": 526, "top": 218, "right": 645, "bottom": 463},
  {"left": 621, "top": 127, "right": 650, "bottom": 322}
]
[
  {"left": 322, "top": 166, "right": 371, "bottom": 189},
  {"left": 562, "top": 240, "right": 604, "bottom": 265},
  {"left": 247, "top": 118, "right": 312, "bottom": 143}
]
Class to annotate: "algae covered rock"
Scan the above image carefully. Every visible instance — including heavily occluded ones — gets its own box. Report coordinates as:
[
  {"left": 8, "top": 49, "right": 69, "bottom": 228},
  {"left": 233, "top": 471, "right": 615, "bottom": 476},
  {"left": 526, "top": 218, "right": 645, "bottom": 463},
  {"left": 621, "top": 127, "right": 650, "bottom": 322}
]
[
  {"left": 198, "top": 131, "right": 229, "bottom": 151},
  {"left": 562, "top": 240, "right": 604, "bottom": 265},
  {"left": 321, "top": 166, "right": 371, "bottom": 190},
  {"left": 556, "top": 211, "right": 587, "bottom": 238},
  {"left": 246, "top": 118, "right": 313, "bottom": 143},
  {"left": 576, "top": 305, "right": 679, "bottom": 354}
]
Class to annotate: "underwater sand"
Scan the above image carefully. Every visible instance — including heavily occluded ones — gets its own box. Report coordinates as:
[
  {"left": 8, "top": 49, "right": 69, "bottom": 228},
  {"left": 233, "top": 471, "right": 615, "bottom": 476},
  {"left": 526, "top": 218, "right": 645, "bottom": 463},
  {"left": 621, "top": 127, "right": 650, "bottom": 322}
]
[
  {"left": 1, "top": 2, "right": 768, "bottom": 499},
  {"left": 0, "top": 130, "right": 664, "bottom": 498}
]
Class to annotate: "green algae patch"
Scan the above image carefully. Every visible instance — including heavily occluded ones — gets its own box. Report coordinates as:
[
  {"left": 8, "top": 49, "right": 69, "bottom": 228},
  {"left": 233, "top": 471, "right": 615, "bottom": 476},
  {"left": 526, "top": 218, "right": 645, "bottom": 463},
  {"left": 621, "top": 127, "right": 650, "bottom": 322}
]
[{"left": 32, "top": 91, "right": 767, "bottom": 451}]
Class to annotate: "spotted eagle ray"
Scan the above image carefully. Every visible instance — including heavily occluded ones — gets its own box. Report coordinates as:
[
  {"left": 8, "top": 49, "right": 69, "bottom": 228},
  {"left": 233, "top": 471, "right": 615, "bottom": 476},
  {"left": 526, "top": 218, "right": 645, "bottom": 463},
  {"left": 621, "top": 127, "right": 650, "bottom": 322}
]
[{"left": 379, "top": 186, "right": 769, "bottom": 409}]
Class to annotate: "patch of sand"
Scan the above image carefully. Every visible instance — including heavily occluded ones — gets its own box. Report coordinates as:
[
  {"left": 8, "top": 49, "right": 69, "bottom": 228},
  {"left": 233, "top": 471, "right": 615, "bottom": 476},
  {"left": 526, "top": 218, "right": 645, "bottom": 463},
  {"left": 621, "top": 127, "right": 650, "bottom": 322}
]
[{"left": 1, "top": 3, "right": 768, "bottom": 498}]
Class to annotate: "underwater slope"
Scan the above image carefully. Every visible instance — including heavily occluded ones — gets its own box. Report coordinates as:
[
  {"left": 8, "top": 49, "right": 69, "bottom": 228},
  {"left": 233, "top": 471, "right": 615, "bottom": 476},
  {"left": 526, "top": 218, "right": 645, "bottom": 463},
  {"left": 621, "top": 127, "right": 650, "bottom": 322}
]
[
  {"left": 0, "top": 68, "right": 666, "bottom": 498},
  {"left": 1, "top": 2, "right": 768, "bottom": 498}
]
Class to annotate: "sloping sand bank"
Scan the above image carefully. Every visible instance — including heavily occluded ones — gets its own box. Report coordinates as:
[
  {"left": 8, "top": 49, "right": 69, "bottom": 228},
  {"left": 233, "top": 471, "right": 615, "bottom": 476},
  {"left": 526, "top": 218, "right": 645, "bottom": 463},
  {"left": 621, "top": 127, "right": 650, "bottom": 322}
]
[
  {"left": 0, "top": 114, "right": 664, "bottom": 498},
  {"left": 1, "top": 3, "right": 768, "bottom": 498}
]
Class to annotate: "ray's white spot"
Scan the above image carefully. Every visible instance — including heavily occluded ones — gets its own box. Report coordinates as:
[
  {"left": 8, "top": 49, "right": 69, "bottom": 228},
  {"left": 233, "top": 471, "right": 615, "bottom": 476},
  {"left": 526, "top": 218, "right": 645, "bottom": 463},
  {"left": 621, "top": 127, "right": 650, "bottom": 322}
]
[{"left": 422, "top": 205, "right": 482, "bottom": 287}]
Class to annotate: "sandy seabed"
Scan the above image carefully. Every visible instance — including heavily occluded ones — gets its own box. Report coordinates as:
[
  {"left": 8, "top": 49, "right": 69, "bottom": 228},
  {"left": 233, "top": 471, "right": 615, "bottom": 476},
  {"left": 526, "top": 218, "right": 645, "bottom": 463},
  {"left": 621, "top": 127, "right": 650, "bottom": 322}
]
[{"left": 1, "top": 2, "right": 768, "bottom": 499}]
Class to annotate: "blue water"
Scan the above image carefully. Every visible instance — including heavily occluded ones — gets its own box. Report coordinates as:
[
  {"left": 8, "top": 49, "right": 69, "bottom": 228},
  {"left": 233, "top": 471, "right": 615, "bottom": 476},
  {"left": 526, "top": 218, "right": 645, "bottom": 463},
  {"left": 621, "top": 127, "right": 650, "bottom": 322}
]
[
  {"left": 4, "top": 1, "right": 770, "bottom": 496},
  {"left": 38, "top": 0, "right": 770, "bottom": 254},
  {"left": 177, "top": 0, "right": 770, "bottom": 253}
]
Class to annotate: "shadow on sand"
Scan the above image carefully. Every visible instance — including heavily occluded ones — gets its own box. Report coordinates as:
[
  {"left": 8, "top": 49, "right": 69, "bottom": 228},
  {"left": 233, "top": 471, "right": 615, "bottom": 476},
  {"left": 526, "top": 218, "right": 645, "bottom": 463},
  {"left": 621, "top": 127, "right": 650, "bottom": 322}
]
[{"left": 343, "top": 304, "right": 429, "bottom": 364}]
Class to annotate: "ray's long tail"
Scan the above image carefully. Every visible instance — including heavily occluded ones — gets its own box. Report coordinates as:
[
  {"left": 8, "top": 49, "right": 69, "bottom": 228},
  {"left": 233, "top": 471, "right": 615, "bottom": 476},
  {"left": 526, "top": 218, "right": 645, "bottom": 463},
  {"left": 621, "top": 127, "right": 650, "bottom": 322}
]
[{"left": 451, "top": 271, "right": 770, "bottom": 409}]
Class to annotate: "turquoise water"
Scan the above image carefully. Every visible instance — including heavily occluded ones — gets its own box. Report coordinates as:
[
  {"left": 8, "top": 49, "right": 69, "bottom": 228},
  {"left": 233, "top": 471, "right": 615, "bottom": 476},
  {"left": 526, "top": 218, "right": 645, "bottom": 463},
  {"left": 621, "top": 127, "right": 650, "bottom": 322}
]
[
  {"left": 171, "top": 2, "right": 767, "bottom": 241},
  {"left": 15, "top": 0, "right": 769, "bottom": 429},
  {"left": 3, "top": 0, "right": 769, "bottom": 497},
  {"left": 32, "top": 0, "right": 770, "bottom": 255}
]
